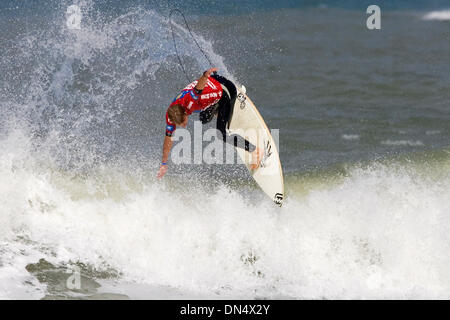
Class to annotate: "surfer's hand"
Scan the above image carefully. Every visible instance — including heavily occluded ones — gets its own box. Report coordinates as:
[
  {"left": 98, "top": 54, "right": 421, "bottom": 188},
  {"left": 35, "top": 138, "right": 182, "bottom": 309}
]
[
  {"left": 203, "top": 68, "right": 218, "bottom": 77},
  {"left": 250, "top": 147, "right": 262, "bottom": 171},
  {"left": 157, "top": 164, "right": 168, "bottom": 179}
]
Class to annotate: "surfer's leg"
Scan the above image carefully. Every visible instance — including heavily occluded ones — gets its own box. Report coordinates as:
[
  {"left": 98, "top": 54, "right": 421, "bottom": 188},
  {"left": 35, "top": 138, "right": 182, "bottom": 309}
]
[
  {"left": 212, "top": 74, "right": 237, "bottom": 104},
  {"left": 216, "top": 95, "right": 256, "bottom": 152}
]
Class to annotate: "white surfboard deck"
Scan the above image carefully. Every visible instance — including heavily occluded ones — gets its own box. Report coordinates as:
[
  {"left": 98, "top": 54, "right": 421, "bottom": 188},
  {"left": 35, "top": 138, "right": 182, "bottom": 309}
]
[{"left": 227, "top": 85, "right": 284, "bottom": 206}]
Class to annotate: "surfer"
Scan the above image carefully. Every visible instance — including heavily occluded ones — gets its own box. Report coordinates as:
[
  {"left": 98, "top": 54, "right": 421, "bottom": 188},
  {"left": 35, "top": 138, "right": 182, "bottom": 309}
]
[{"left": 157, "top": 68, "right": 262, "bottom": 179}]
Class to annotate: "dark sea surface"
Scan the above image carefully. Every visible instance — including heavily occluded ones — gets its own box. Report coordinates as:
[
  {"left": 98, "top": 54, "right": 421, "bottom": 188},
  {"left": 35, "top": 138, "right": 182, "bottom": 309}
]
[{"left": 0, "top": 0, "right": 449, "bottom": 299}]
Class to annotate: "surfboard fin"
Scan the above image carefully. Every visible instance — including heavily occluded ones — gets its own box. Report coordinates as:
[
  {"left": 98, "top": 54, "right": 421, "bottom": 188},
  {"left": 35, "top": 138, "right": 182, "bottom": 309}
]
[{"left": 241, "top": 85, "right": 246, "bottom": 94}]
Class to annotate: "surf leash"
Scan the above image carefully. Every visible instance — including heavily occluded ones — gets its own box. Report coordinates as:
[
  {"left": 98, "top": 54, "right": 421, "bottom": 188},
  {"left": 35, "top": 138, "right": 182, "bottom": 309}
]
[{"left": 168, "top": 8, "right": 214, "bottom": 83}]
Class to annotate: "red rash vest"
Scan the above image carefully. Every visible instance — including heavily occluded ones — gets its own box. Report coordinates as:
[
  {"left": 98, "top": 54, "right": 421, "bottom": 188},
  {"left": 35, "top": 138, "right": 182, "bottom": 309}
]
[{"left": 165, "top": 77, "right": 223, "bottom": 136}]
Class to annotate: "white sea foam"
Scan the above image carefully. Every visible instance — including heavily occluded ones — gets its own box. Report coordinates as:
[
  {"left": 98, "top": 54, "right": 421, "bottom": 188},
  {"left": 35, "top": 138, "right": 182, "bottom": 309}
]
[
  {"left": 1, "top": 131, "right": 449, "bottom": 299},
  {"left": 423, "top": 10, "right": 450, "bottom": 21},
  {"left": 381, "top": 140, "right": 424, "bottom": 147},
  {"left": 341, "top": 134, "right": 360, "bottom": 141}
]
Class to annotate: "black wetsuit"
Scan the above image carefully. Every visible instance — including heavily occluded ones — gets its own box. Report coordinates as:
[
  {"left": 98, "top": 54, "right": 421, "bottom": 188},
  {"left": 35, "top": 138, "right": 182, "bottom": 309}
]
[{"left": 200, "top": 74, "right": 256, "bottom": 152}]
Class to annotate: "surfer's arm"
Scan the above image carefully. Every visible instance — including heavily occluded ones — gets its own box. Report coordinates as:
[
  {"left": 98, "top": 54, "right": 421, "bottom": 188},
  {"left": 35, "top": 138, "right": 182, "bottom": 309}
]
[
  {"left": 161, "top": 135, "right": 172, "bottom": 164},
  {"left": 157, "top": 135, "right": 172, "bottom": 179},
  {"left": 194, "top": 67, "right": 218, "bottom": 91}
]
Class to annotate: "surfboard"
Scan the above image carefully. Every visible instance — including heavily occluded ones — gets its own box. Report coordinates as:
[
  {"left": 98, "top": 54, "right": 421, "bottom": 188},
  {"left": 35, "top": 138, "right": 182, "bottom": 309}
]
[{"left": 227, "top": 85, "right": 284, "bottom": 206}]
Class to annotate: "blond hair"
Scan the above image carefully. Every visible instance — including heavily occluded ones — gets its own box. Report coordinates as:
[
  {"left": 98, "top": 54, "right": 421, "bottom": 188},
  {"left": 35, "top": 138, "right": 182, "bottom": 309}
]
[{"left": 167, "top": 104, "right": 185, "bottom": 125}]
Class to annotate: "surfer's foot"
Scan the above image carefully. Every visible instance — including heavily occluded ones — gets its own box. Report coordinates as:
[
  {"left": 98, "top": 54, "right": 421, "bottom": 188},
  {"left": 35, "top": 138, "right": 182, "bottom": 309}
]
[{"left": 250, "top": 147, "right": 262, "bottom": 170}]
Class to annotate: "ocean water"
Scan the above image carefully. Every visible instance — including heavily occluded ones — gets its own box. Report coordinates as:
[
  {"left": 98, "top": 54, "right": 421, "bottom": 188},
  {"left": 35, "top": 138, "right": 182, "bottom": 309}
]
[{"left": 0, "top": 0, "right": 449, "bottom": 299}]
